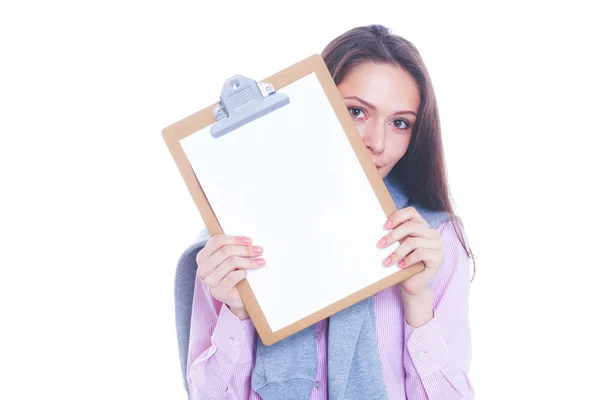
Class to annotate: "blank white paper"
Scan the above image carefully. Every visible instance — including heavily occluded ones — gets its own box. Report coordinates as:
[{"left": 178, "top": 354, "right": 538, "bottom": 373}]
[{"left": 181, "top": 73, "right": 399, "bottom": 332}]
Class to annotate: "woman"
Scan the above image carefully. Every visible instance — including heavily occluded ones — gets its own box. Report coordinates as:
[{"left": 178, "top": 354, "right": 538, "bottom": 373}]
[{"left": 182, "top": 24, "right": 475, "bottom": 399}]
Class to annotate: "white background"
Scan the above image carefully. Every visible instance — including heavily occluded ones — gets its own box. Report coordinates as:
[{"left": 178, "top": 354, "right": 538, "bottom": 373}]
[{"left": 0, "top": 1, "right": 598, "bottom": 399}]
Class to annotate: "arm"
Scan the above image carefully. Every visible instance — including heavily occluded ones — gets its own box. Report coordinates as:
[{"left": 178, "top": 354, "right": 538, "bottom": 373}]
[
  {"left": 403, "top": 220, "right": 475, "bottom": 399},
  {"left": 187, "top": 272, "right": 260, "bottom": 400}
]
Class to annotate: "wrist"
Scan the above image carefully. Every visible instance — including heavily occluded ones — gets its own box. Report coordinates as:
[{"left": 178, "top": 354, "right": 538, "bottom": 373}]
[
  {"left": 229, "top": 305, "right": 250, "bottom": 320},
  {"left": 401, "top": 288, "right": 433, "bottom": 328},
  {"left": 401, "top": 287, "right": 433, "bottom": 303}
]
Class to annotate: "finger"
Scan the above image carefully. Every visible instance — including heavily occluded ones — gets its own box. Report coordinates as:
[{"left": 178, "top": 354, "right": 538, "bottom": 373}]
[
  {"left": 196, "top": 234, "right": 252, "bottom": 265},
  {"left": 222, "top": 269, "right": 248, "bottom": 291},
  {"left": 400, "top": 247, "right": 444, "bottom": 270},
  {"left": 204, "top": 255, "right": 265, "bottom": 288},
  {"left": 210, "top": 269, "right": 248, "bottom": 300},
  {"left": 197, "top": 244, "right": 263, "bottom": 280},
  {"left": 383, "top": 206, "right": 427, "bottom": 230},
  {"left": 377, "top": 221, "right": 438, "bottom": 249},
  {"left": 382, "top": 237, "right": 441, "bottom": 267}
]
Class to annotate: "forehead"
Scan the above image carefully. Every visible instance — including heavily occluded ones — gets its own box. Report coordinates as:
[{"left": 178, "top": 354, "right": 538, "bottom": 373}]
[{"left": 337, "top": 62, "right": 420, "bottom": 113}]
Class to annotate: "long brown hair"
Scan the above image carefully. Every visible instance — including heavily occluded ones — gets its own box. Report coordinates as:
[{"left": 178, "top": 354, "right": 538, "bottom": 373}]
[{"left": 322, "top": 24, "right": 476, "bottom": 280}]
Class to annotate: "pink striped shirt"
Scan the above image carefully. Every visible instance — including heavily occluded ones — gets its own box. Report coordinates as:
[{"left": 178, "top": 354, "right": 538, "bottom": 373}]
[{"left": 187, "top": 220, "right": 474, "bottom": 399}]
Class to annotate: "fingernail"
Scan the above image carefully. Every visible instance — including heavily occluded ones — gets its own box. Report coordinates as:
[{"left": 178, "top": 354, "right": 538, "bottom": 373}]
[
  {"left": 253, "top": 246, "right": 263, "bottom": 254},
  {"left": 377, "top": 238, "right": 387, "bottom": 247},
  {"left": 384, "top": 220, "right": 392, "bottom": 229},
  {"left": 256, "top": 258, "right": 265, "bottom": 266},
  {"left": 383, "top": 256, "right": 391, "bottom": 267},
  {"left": 398, "top": 259, "right": 405, "bottom": 268},
  {"left": 241, "top": 237, "right": 252, "bottom": 244}
]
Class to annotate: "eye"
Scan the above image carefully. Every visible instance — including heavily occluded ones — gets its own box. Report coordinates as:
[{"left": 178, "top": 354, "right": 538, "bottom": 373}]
[
  {"left": 393, "top": 119, "right": 409, "bottom": 129},
  {"left": 348, "top": 107, "right": 366, "bottom": 119}
]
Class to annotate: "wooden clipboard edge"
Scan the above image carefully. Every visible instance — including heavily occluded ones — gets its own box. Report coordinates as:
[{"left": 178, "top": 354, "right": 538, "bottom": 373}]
[{"left": 161, "top": 53, "right": 425, "bottom": 347}]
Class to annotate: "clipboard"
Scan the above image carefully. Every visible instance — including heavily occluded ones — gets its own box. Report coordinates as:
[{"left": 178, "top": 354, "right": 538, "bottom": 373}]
[{"left": 162, "top": 54, "right": 425, "bottom": 346}]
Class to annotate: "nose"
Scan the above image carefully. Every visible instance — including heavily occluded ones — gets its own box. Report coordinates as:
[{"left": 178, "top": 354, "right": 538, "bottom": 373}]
[{"left": 360, "top": 119, "right": 385, "bottom": 155}]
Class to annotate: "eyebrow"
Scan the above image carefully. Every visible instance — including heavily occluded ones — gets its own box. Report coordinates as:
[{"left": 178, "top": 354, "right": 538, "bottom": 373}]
[{"left": 343, "top": 96, "right": 417, "bottom": 117}]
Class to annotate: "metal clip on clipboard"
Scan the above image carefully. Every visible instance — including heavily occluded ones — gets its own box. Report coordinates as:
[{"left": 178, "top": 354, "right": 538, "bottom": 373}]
[{"left": 210, "top": 75, "right": 290, "bottom": 138}]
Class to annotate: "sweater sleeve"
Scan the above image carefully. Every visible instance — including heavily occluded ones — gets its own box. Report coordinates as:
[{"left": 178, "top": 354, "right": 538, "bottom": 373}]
[
  {"left": 403, "top": 220, "right": 475, "bottom": 399},
  {"left": 187, "top": 272, "right": 261, "bottom": 400}
]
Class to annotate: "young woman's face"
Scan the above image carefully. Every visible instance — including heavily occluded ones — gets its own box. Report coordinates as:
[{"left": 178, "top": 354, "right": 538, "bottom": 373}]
[{"left": 337, "top": 62, "right": 420, "bottom": 178}]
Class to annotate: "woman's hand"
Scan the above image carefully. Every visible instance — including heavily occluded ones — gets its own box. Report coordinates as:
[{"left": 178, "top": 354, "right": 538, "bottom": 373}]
[
  {"left": 196, "top": 234, "right": 266, "bottom": 319},
  {"left": 377, "top": 206, "right": 444, "bottom": 297}
]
